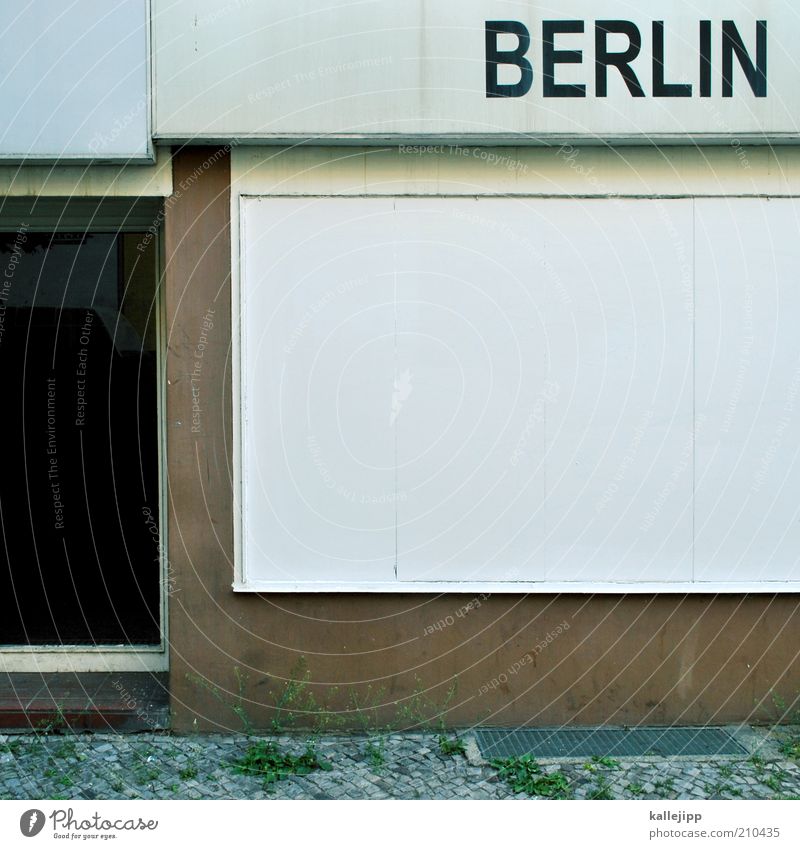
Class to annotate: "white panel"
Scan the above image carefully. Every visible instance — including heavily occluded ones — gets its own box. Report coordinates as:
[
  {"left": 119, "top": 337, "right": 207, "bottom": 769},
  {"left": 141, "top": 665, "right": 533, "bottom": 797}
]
[
  {"left": 230, "top": 146, "right": 800, "bottom": 202},
  {"left": 157, "top": 0, "right": 800, "bottom": 142},
  {"left": 394, "top": 199, "right": 546, "bottom": 581},
  {"left": 238, "top": 195, "right": 800, "bottom": 591},
  {"left": 0, "top": 147, "right": 172, "bottom": 197},
  {"left": 0, "top": 0, "right": 150, "bottom": 160},
  {"left": 695, "top": 199, "right": 800, "bottom": 582},
  {"left": 542, "top": 200, "right": 694, "bottom": 581},
  {"left": 241, "top": 198, "right": 396, "bottom": 583}
]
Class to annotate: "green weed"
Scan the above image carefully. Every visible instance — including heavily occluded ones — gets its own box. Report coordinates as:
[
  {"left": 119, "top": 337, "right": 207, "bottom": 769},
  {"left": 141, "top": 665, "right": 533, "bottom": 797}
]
[
  {"left": 186, "top": 667, "right": 254, "bottom": 735},
  {"left": 0, "top": 740, "right": 21, "bottom": 756},
  {"left": 395, "top": 678, "right": 457, "bottom": 732},
  {"left": 764, "top": 770, "right": 786, "bottom": 794},
  {"left": 365, "top": 739, "right": 385, "bottom": 770},
  {"left": 654, "top": 776, "right": 676, "bottom": 796},
  {"left": 491, "top": 754, "right": 571, "bottom": 799},
  {"left": 584, "top": 755, "right": 621, "bottom": 771},
  {"left": 438, "top": 735, "right": 466, "bottom": 757},
  {"left": 587, "top": 775, "right": 615, "bottom": 800},
  {"left": 778, "top": 737, "right": 800, "bottom": 761},
  {"left": 35, "top": 706, "right": 69, "bottom": 735},
  {"left": 234, "top": 740, "right": 331, "bottom": 788}
]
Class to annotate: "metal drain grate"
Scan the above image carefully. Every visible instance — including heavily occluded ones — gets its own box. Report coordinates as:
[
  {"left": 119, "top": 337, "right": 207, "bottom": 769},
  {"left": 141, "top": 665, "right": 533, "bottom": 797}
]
[{"left": 475, "top": 727, "right": 746, "bottom": 759}]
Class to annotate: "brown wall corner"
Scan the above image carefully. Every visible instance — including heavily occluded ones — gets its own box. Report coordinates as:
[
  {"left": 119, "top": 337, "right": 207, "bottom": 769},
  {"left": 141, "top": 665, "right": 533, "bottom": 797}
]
[
  {"left": 163, "top": 146, "right": 800, "bottom": 733},
  {"left": 164, "top": 145, "right": 236, "bottom": 730}
]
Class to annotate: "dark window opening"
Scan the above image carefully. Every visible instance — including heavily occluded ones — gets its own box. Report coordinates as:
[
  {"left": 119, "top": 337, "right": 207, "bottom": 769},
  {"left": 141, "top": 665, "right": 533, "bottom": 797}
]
[{"left": 0, "top": 231, "right": 160, "bottom": 645}]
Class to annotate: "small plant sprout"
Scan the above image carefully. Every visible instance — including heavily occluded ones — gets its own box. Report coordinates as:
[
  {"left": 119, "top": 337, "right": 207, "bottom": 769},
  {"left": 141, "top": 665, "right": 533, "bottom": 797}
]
[
  {"left": 234, "top": 740, "right": 331, "bottom": 789},
  {"left": 437, "top": 735, "right": 466, "bottom": 757},
  {"left": 491, "top": 754, "right": 571, "bottom": 799}
]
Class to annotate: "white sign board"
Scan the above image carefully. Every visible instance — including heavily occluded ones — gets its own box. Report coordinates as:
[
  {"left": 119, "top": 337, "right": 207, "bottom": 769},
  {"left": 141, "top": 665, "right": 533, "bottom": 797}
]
[
  {"left": 237, "top": 195, "right": 800, "bottom": 591},
  {"left": 156, "top": 0, "right": 799, "bottom": 143},
  {"left": 0, "top": 0, "right": 150, "bottom": 161}
]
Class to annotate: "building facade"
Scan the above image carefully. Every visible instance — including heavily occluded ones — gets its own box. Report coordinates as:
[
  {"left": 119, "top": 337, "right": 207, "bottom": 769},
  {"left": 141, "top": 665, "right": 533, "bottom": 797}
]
[{"left": 1, "top": 0, "right": 799, "bottom": 730}]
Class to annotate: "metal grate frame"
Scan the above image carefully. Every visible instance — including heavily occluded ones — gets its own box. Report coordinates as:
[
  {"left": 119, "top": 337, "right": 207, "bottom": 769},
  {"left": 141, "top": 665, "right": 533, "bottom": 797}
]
[{"left": 475, "top": 727, "right": 747, "bottom": 760}]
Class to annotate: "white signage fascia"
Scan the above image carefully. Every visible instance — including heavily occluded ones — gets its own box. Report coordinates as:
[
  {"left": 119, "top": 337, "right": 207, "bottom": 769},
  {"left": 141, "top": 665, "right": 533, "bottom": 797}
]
[{"left": 155, "top": 0, "right": 800, "bottom": 145}]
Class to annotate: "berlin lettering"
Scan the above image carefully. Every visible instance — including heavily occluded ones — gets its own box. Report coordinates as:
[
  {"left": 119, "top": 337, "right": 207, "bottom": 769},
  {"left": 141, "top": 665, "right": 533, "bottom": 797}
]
[{"left": 486, "top": 20, "right": 767, "bottom": 99}]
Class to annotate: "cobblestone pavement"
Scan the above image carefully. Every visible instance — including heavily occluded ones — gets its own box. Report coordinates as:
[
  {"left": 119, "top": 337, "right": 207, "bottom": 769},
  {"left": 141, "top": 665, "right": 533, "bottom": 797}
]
[{"left": 1, "top": 728, "right": 799, "bottom": 800}]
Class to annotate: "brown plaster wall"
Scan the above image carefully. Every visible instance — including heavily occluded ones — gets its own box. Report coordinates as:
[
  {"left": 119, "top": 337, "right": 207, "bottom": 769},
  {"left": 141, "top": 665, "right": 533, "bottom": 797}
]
[{"left": 164, "top": 147, "right": 800, "bottom": 732}]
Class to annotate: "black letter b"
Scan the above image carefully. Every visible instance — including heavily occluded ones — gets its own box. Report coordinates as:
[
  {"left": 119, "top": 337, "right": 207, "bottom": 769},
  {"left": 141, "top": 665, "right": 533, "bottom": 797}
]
[{"left": 486, "top": 21, "right": 533, "bottom": 98}]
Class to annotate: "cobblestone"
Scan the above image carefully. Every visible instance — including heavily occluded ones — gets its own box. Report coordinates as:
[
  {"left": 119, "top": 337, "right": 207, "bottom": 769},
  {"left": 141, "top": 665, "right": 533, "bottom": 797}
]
[{"left": 0, "top": 728, "right": 798, "bottom": 800}]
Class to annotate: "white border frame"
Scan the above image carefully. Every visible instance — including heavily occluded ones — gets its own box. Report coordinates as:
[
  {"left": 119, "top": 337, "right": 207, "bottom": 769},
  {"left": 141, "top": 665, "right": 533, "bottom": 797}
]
[
  {"left": 230, "top": 148, "right": 800, "bottom": 594},
  {"left": 158, "top": 133, "right": 800, "bottom": 148},
  {"left": 233, "top": 580, "right": 800, "bottom": 594}
]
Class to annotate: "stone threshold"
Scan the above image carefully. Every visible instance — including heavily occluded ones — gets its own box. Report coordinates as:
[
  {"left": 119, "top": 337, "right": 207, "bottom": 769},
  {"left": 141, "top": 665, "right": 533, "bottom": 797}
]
[{"left": 0, "top": 672, "right": 168, "bottom": 732}]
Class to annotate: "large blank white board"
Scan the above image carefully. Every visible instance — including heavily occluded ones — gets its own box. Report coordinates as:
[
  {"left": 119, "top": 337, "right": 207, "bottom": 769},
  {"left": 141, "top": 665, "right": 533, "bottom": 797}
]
[{"left": 239, "top": 196, "right": 800, "bottom": 588}]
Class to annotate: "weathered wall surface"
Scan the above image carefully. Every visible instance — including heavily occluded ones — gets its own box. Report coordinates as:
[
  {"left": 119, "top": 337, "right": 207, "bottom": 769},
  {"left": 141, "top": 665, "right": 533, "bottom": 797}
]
[{"left": 165, "top": 147, "right": 800, "bottom": 732}]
